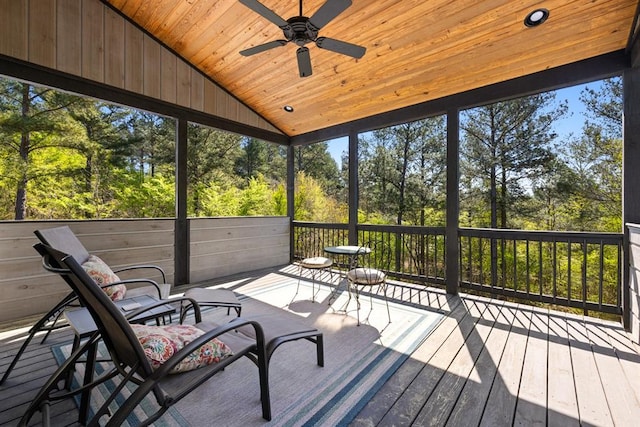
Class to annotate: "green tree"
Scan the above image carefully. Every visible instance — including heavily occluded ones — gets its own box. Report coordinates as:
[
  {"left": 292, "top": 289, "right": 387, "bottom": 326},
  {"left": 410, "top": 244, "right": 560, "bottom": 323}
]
[
  {"left": 359, "top": 118, "right": 446, "bottom": 225},
  {"left": 235, "top": 138, "right": 287, "bottom": 184},
  {"left": 0, "top": 79, "right": 86, "bottom": 219},
  {"left": 563, "top": 77, "right": 622, "bottom": 231},
  {"left": 460, "top": 93, "right": 567, "bottom": 228},
  {"left": 187, "top": 123, "right": 243, "bottom": 216},
  {"left": 294, "top": 143, "right": 340, "bottom": 196}
]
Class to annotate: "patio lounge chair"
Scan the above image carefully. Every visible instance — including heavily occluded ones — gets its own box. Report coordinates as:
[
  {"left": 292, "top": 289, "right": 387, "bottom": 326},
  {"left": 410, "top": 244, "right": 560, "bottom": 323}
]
[
  {"left": 0, "top": 226, "right": 172, "bottom": 385},
  {"left": 21, "top": 243, "right": 272, "bottom": 426}
]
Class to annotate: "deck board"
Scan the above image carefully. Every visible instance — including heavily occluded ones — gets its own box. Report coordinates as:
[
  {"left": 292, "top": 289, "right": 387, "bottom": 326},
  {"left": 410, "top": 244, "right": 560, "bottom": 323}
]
[
  {"left": 1, "top": 265, "right": 639, "bottom": 426},
  {"left": 546, "top": 312, "right": 580, "bottom": 427},
  {"left": 413, "top": 297, "right": 502, "bottom": 425},
  {"left": 566, "top": 314, "right": 614, "bottom": 426},
  {"left": 479, "top": 304, "right": 532, "bottom": 427},
  {"left": 513, "top": 307, "right": 548, "bottom": 426},
  {"left": 445, "top": 301, "right": 516, "bottom": 426},
  {"left": 584, "top": 317, "right": 640, "bottom": 426}
]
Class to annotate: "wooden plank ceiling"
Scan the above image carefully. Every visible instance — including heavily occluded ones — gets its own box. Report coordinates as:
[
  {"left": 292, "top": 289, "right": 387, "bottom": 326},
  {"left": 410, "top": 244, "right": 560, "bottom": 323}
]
[{"left": 104, "top": 0, "right": 636, "bottom": 137}]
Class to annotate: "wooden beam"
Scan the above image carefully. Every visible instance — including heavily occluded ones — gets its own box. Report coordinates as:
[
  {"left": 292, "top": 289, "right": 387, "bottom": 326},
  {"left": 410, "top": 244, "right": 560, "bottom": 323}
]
[
  {"left": 348, "top": 130, "right": 359, "bottom": 246},
  {"left": 291, "top": 50, "right": 630, "bottom": 146},
  {"left": 287, "top": 145, "right": 295, "bottom": 263},
  {"left": 175, "top": 119, "right": 189, "bottom": 285},
  {"left": 445, "top": 109, "right": 460, "bottom": 295}
]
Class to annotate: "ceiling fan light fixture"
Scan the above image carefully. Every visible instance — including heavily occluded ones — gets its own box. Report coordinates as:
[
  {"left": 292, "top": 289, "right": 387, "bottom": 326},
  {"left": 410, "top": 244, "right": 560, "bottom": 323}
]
[
  {"left": 284, "top": 105, "right": 294, "bottom": 112},
  {"left": 524, "top": 8, "right": 549, "bottom": 27}
]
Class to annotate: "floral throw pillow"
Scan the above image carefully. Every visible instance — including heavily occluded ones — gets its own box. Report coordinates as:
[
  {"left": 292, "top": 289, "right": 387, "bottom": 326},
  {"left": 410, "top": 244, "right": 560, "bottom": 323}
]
[
  {"left": 81, "top": 255, "right": 127, "bottom": 301},
  {"left": 131, "top": 324, "right": 233, "bottom": 374}
]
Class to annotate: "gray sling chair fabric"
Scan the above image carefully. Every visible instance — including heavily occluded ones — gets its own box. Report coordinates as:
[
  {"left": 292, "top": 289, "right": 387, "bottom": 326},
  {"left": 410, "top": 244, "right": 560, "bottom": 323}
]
[
  {"left": 0, "top": 226, "right": 171, "bottom": 386},
  {"left": 22, "top": 243, "right": 272, "bottom": 426}
]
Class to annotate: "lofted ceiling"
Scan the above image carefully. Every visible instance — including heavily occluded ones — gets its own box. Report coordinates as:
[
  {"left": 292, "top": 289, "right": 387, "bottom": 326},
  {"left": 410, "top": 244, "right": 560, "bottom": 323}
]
[{"left": 104, "top": 0, "right": 637, "bottom": 137}]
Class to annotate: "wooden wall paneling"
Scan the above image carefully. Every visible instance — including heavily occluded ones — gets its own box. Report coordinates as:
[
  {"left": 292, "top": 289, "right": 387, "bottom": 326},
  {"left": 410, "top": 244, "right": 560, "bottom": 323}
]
[
  {"left": 56, "top": 0, "right": 82, "bottom": 75},
  {"left": 189, "top": 245, "right": 288, "bottom": 283},
  {"left": 160, "top": 47, "right": 177, "bottom": 103},
  {"left": 190, "top": 68, "right": 204, "bottom": 111},
  {"left": 203, "top": 79, "right": 218, "bottom": 117},
  {"left": 104, "top": 6, "right": 125, "bottom": 88},
  {"left": 0, "top": 0, "right": 28, "bottom": 60},
  {"left": 212, "top": 85, "right": 224, "bottom": 117},
  {"left": 142, "top": 34, "right": 161, "bottom": 98},
  {"left": 0, "top": 219, "right": 177, "bottom": 322},
  {"left": 188, "top": 217, "right": 289, "bottom": 282},
  {"left": 124, "top": 19, "right": 143, "bottom": 93},
  {"left": 81, "top": 0, "right": 105, "bottom": 82},
  {"left": 176, "top": 59, "right": 191, "bottom": 107},
  {"left": 28, "top": 0, "right": 56, "bottom": 68}
]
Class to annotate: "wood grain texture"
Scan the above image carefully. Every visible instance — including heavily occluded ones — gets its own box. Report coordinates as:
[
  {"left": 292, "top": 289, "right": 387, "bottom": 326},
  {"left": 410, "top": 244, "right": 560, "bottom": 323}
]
[
  {"left": 0, "top": 0, "right": 282, "bottom": 136},
  {"left": 105, "top": 0, "right": 637, "bottom": 136},
  {"left": 2, "top": 268, "right": 640, "bottom": 426},
  {"left": 28, "top": 0, "right": 56, "bottom": 68}
]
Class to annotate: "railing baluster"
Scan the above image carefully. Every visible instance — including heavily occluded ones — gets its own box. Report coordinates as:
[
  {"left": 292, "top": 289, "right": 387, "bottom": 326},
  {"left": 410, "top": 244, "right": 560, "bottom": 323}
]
[
  {"left": 291, "top": 222, "right": 622, "bottom": 315},
  {"left": 525, "top": 239, "right": 530, "bottom": 297},
  {"left": 513, "top": 239, "right": 517, "bottom": 292},
  {"left": 568, "top": 239, "right": 572, "bottom": 303}
]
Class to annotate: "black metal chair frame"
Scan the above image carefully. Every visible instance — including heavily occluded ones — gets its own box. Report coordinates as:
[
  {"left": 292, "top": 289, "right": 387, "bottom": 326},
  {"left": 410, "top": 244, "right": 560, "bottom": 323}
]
[
  {"left": 346, "top": 240, "right": 392, "bottom": 326},
  {"left": 294, "top": 230, "right": 334, "bottom": 302},
  {"left": 0, "top": 227, "right": 168, "bottom": 386},
  {"left": 21, "top": 243, "right": 272, "bottom": 426}
]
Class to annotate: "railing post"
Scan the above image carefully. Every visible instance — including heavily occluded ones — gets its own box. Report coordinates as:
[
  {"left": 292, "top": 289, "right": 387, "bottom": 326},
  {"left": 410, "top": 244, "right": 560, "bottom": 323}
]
[
  {"left": 287, "top": 145, "right": 295, "bottom": 263},
  {"left": 623, "top": 67, "right": 640, "bottom": 332},
  {"left": 348, "top": 130, "right": 359, "bottom": 246},
  {"left": 174, "top": 118, "right": 189, "bottom": 285},
  {"left": 446, "top": 109, "right": 460, "bottom": 295}
]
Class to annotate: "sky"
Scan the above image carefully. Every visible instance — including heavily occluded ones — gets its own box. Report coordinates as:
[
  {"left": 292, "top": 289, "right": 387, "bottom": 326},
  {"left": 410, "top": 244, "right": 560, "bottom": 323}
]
[{"left": 325, "top": 80, "right": 604, "bottom": 167}]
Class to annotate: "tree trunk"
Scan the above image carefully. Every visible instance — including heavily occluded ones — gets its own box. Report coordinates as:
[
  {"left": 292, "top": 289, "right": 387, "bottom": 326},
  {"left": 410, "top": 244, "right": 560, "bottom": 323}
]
[{"left": 14, "top": 84, "right": 30, "bottom": 220}]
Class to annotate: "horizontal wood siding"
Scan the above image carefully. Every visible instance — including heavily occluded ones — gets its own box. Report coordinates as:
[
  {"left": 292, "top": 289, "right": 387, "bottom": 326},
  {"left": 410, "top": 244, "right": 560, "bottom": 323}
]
[
  {"left": 629, "top": 224, "right": 640, "bottom": 344},
  {"left": 189, "top": 217, "right": 289, "bottom": 283},
  {"left": 0, "top": 219, "right": 174, "bottom": 323},
  {"left": 0, "top": 0, "right": 282, "bottom": 136}
]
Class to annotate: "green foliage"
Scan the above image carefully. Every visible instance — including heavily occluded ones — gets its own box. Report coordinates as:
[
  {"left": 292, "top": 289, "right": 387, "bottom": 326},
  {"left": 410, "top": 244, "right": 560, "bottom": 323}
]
[{"left": 111, "top": 172, "right": 175, "bottom": 218}]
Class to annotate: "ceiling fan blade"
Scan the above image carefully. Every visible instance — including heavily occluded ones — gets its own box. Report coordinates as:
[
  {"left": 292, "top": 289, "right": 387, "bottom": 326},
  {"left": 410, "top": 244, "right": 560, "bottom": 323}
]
[
  {"left": 239, "top": 40, "right": 288, "bottom": 56},
  {"left": 308, "top": 0, "right": 352, "bottom": 30},
  {"left": 239, "top": 0, "right": 289, "bottom": 28},
  {"left": 296, "top": 47, "right": 312, "bottom": 77},
  {"left": 316, "top": 37, "right": 365, "bottom": 59}
]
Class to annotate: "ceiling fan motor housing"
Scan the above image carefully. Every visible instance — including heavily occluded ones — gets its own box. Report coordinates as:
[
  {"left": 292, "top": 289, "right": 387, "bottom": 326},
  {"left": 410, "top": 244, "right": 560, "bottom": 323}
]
[{"left": 283, "top": 17, "right": 319, "bottom": 46}]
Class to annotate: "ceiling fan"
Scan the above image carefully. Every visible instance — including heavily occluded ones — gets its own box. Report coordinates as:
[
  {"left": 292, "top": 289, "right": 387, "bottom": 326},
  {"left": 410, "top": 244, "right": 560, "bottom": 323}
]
[{"left": 239, "top": 0, "right": 366, "bottom": 77}]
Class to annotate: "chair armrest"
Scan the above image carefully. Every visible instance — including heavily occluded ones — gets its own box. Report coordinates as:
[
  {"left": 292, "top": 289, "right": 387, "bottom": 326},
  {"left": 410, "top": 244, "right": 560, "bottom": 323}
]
[
  {"left": 150, "top": 317, "right": 266, "bottom": 378},
  {"left": 102, "top": 278, "right": 163, "bottom": 299},
  {"left": 124, "top": 296, "right": 202, "bottom": 322},
  {"left": 112, "top": 265, "right": 166, "bottom": 283}
]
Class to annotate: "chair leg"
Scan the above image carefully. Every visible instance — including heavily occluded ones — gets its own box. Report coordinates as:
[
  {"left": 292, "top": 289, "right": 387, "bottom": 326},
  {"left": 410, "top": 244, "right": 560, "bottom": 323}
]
[
  {"left": 382, "top": 282, "right": 391, "bottom": 324},
  {"left": 354, "top": 284, "right": 362, "bottom": 326},
  {"left": 1, "top": 293, "right": 77, "bottom": 385}
]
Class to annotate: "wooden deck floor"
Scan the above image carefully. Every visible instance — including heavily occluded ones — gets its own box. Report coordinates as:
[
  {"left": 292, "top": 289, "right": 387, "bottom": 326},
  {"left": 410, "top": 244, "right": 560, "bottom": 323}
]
[{"left": 1, "top": 265, "right": 639, "bottom": 426}]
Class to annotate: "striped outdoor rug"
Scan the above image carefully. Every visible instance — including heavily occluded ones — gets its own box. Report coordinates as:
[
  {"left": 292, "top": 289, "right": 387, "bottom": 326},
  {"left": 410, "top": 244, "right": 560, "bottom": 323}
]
[{"left": 53, "top": 276, "right": 443, "bottom": 426}]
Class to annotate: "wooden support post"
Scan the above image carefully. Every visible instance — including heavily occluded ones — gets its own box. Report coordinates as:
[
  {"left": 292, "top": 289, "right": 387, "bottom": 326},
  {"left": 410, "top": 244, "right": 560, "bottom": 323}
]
[
  {"left": 174, "top": 118, "right": 189, "bottom": 285},
  {"left": 446, "top": 109, "right": 460, "bottom": 295}
]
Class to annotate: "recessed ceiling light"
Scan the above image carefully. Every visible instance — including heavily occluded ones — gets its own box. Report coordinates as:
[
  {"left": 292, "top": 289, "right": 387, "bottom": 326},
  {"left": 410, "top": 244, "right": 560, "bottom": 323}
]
[
  {"left": 284, "top": 105, "right": 294, "bottom": 112},
  {"left": 524, "top": 8, "right": 549, "bottom": 27}
]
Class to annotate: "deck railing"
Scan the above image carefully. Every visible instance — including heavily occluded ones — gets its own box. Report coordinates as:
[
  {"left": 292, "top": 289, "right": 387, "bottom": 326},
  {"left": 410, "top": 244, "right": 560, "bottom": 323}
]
[{"left": 292, "top": 221, "right": 623, "bottom": 315}]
